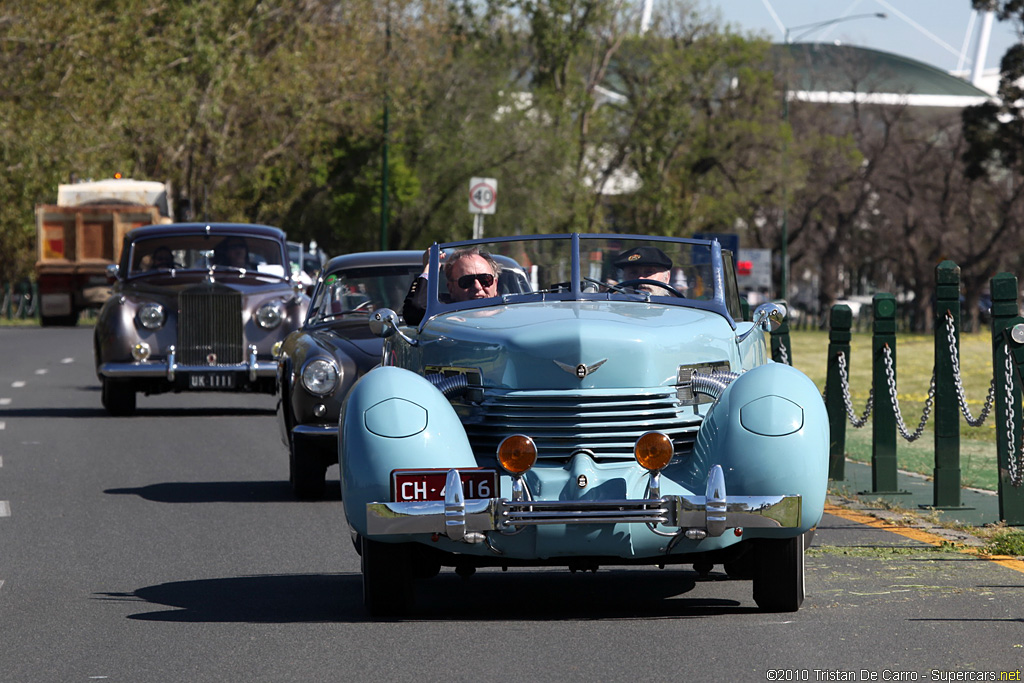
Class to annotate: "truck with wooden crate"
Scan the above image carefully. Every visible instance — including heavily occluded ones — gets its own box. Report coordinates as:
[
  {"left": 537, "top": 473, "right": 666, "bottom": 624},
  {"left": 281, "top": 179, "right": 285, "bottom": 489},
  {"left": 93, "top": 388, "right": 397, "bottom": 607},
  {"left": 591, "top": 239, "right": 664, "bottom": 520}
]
[{"left": 35, "top": 177, "right": 173, "bottom": 326}]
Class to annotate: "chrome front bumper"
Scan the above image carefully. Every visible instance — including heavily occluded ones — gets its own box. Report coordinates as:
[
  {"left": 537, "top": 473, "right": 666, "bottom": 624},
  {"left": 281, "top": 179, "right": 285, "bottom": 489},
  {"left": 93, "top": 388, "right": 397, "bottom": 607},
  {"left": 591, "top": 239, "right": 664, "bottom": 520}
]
[
  {"left": 98, "top": 344, "right": 276, "bottom": 382},
  {"left": 366, "top": 464, "right": 801, "bottom": 542}
]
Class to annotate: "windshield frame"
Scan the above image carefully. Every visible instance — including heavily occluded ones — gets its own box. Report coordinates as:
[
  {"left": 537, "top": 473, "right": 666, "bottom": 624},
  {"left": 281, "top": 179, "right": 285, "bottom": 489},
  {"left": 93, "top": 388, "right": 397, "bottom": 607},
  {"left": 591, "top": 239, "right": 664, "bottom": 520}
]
[
  {"left": 124, "top": 231, "right": 289, "bottom": 281},
  {"left": 420, "top": 233, "right": 736, "bottom": 328}
]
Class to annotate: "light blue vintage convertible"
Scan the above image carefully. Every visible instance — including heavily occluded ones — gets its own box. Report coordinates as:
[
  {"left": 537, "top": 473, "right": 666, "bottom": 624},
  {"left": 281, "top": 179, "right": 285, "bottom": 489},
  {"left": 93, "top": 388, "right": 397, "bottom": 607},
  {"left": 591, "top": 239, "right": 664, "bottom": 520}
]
[{"left": 340, "top": 233, "right": 828, "bottom": 616}]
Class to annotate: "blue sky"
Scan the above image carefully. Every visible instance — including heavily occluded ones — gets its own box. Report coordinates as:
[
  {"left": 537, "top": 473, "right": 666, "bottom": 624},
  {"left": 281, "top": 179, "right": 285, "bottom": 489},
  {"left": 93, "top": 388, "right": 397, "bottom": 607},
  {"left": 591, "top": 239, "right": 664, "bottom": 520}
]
[{"left": 700, "top": 0, "right": 1021, "bottom": 74}]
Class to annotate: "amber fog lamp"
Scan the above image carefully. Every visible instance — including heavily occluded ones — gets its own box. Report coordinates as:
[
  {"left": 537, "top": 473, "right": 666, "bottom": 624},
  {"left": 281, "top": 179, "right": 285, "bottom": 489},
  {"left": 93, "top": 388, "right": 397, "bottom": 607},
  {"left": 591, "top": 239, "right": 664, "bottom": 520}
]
[
  {"left": 497, "top": 434, "right": 537, "bottom": 475},
  {"left": 634, "top": 431, "right": 673, "bottom": 471}
]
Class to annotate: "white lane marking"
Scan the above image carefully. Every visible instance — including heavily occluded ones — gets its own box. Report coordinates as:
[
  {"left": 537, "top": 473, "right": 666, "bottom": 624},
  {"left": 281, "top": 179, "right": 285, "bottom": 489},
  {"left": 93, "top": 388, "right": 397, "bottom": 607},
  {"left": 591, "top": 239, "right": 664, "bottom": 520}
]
[
  {"left": 0, "top": 422, "right": 5, "bottom": 430},
  {"left": 34, "top": 369, "right": 47, "bottom": 375},
  {"left": 0, "top": 456, "right": 3, "bottom": 467},
  {"left": 11, "top": 381, "right": 25, "bottom": 388},
  {"left": 0, "top": 501, "right": 10, "bottom": 517},
  {"left": 0, "top": 398, "right": 10, "bottom": 405},
  {"left": 61, "top": 358, "right": 74, "bottom": 364}
]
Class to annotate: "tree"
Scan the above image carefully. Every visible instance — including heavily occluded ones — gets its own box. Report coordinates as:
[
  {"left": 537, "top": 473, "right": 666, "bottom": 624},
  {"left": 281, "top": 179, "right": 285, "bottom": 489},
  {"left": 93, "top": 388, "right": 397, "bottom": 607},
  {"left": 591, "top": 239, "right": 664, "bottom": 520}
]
[{"left": 963, "top": 0, "right": 1024, "bottom": 183}]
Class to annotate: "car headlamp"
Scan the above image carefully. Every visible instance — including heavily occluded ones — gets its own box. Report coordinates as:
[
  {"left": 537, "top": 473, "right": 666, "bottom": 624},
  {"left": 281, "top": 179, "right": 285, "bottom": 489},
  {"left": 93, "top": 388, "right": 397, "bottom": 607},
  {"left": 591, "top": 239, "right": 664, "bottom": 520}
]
[
  {"left": 256, "top": 301, "right": 284, "bottom": 329},
  {"left": 497, "top": 434, "right": 537, "bottom": 475},
  {"left": 634, "top": 431, "right": 673, "bottom": 472},
  {"left": 136, "top": 302, "right": 165, "bottom": 330},
  {"left": 301, "top": 358, "right": 340, "bottom": 396}
]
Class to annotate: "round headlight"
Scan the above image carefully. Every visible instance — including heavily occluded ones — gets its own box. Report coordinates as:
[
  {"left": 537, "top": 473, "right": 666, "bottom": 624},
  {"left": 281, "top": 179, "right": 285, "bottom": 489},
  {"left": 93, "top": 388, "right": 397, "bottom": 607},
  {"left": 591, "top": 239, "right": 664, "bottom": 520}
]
[
  {"left": 301, "top": 359, "right": 339, "bottom": 396},
  {"left": 634, "top": 431, "right": 674, "bottom": 472},
  {"left": 136, "top": 302, "right": 165, "bottom": 330},
  {"left": 497, "top": 434, "right": 537, "bottom": 475},
  {"left": 256, "top": 302, "right": 284, "bottom": 329}
]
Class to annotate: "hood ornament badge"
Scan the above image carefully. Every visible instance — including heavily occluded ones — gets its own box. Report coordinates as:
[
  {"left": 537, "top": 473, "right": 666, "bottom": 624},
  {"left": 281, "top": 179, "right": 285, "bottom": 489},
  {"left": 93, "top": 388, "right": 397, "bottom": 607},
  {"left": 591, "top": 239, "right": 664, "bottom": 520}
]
[{"left": 554, "top": 358, "right": 607, "bottom": 380}]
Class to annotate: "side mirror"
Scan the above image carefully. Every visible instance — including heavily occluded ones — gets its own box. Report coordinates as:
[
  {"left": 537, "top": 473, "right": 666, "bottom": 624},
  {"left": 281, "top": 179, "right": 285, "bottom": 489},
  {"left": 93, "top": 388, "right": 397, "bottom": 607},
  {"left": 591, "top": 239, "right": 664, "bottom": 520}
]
[
  {"left": 753, "top": 302, "right": 786, "bottom": 332},
  {"left": 106, "top": 263, "right": 120, "bottom": 280},
  {"left": 369, "top": 308, "right": 399, "bottom": 338}
]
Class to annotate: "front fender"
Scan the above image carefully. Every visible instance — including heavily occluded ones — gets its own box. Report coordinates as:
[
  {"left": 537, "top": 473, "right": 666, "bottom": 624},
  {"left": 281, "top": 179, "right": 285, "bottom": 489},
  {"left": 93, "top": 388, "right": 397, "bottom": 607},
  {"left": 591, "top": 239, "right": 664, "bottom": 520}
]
[
  {"left": 339, "top": 366, "right": 476, "bottom": 535},
  {"left": 694, "top": 362, "right": 828, "bottom": 535}
]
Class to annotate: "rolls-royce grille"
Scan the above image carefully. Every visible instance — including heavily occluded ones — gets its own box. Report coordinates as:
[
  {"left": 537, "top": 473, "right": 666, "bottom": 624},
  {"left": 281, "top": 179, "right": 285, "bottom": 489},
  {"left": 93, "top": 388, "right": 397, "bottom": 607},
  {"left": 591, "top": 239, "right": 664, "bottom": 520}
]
[
  {"left": 462, "top": 389, "right": 702, "bottom": 461},
  {"left": 178, "top": 286, "right": 244, "bottom": 365}
]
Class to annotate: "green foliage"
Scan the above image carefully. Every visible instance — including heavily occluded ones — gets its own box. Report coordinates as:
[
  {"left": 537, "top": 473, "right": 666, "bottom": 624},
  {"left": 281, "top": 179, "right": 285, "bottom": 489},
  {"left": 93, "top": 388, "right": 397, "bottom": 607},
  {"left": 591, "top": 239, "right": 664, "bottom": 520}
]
[
  {"left": 981, "top": 529, "right": 1024, "bottom": 557},
  {"left": 963, "top": 3, "right": 1024, "bottom": 180}
]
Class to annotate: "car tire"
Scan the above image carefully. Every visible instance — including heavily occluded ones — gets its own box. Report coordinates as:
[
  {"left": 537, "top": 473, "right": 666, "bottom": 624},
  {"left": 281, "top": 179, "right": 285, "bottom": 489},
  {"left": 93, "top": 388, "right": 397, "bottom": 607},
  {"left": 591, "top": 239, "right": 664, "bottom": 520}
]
[
  {"left": 101, "top": 378, "right": 136, "bottom": 416},
  {"left": 361, "top": 537, "right": 415, "bottom": 617},
  {"left": 752, "top": 532, "right": 806, "bottom": 612},
  {"left": 289, "top": 438, "right": 327, "bottom": 500}
]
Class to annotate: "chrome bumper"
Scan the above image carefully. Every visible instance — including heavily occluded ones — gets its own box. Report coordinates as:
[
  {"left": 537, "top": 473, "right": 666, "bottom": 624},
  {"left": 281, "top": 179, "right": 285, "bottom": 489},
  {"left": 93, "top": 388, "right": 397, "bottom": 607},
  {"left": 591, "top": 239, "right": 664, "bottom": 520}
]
[
  {"left": 366, "top": 464, "right": 801, "bottom": 542},
  {"left": 99, "top": 344, "right": 276, "bottom": 382}
]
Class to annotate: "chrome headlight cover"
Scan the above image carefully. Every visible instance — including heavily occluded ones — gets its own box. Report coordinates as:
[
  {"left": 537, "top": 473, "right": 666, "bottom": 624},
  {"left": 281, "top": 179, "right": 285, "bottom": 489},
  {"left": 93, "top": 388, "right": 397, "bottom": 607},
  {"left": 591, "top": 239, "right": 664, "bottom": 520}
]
[
  {"left": 136, "top": 302, "right": 166, "bottom": 330},
  {"left": 256, "top": 301, "right": 284, "bottom": 329},
  {"left": 301, "top": 358, "right": 340, "bottom": 396}
]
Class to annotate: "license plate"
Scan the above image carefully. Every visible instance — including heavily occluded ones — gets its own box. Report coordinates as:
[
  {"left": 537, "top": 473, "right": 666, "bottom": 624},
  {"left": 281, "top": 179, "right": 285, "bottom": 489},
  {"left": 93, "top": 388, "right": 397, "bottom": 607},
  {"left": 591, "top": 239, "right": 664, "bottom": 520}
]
[
  {"left": 188, "top": 373, "right": 237, "bottom": 389},
  {"left": 392, "top": 468, "right": 498, "bottom": 502}
]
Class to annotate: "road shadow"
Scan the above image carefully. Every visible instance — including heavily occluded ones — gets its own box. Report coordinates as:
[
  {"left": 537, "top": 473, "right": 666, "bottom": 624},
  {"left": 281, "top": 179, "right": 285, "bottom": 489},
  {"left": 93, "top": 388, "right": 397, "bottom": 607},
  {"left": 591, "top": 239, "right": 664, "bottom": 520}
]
[
  {"left": 96, "top": 570, "right": 751, "bottom": 623},
  {"left": 0, "top": 406, "right": 274, "bottom": 418},
  {"left": 104, "top": 480, "right": 342, "bottom": 503}
]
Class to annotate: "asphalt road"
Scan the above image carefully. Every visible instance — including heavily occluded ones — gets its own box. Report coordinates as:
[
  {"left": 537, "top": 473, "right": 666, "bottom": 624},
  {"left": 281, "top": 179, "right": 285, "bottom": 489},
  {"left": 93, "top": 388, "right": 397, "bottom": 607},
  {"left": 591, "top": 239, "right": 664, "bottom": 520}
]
[{"left": 1, "top": 326, "right": 1022, "bottom": 682}]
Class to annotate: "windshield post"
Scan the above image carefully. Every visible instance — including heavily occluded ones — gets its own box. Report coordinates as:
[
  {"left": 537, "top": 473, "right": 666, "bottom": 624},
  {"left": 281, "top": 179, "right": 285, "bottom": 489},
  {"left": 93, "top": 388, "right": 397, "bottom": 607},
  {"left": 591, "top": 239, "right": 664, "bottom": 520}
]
[
  {"left": 570, "top": 233, "right": 582, "bottom": 296},
  {"left": 423, "top": 243, "right": 441, "bottom": 327},
  {"left": 709, "top": 239, "right": 735, "bottom": 324}
]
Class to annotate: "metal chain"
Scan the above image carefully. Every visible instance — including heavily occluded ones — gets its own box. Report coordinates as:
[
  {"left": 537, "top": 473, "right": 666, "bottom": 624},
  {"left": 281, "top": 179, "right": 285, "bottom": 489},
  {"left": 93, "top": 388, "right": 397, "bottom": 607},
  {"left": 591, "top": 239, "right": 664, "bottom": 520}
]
[
  {"left": 943, "top": 310, "right": 995, "bottom": 427},
  {"left": 882, "top": 343, "right": 934, "bottom": 442},
  {"left": 836, "top": 351, "right": 873, "bottom": 428},
  {"left": 1001, "top": 345, "right": 1024, "bottom": 487},
  {"left": 777, "top": 341, "right": 789, "bottom": 366}
]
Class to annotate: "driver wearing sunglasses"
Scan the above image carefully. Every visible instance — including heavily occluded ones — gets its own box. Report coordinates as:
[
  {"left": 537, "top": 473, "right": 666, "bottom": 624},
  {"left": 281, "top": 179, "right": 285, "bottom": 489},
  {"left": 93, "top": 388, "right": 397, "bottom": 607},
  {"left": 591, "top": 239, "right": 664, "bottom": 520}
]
[
  {"left": 401, "top": 246, "right": 501, "bottom": 325},
  {"left": 445, "top": 248, "right": 500, "bottom": 301}
]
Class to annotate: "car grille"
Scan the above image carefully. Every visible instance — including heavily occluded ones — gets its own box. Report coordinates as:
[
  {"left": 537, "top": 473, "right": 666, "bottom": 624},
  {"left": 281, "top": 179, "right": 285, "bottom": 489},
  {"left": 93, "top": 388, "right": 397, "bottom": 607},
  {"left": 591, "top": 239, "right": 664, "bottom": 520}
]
[
  {"left": 177, "top": 285, "right": 244, "bottom": 365},
  {"left": 461, "top": 388, "right": 702, "bottom": 461}
]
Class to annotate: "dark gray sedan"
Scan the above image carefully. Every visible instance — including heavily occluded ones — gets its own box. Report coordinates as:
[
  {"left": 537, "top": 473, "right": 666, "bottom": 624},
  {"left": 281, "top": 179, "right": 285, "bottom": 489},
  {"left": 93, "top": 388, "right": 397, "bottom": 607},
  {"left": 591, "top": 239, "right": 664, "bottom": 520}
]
[
  {"left": 94, "top": 223, "right": 310, "bottom": 415},
  {"left": 276, "top": 250, "right": 424, "bottom": 499}
]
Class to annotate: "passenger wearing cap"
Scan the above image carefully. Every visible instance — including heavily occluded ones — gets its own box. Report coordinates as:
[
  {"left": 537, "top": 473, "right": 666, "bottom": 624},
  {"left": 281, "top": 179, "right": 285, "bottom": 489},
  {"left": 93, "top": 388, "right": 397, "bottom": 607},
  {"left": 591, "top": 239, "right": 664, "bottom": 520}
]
[{"left": 612, "top": 246, "right": 678, "bottom": 295}]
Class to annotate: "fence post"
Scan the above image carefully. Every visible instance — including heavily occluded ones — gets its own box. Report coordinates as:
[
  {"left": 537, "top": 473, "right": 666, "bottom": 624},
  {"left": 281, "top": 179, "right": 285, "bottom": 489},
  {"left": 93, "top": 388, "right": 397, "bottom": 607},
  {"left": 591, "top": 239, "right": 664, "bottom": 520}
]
[
  {"left": 826, "top": 304, "right": 852, "bottom": 480},
  {"left": 770, "top": 300, "right": 792, "bottom": 365},
  {"left": 2, "top": 282, "right": 10, "bottom": 319},
  {"left": 933, "top": 261, "right": 963, "bottom": 508},
  {"left": 991, "top": 272, "right": 1024, "bottom": 526},
  {"left": 871, "top": 293, "right": 902, "bottom": 493}
]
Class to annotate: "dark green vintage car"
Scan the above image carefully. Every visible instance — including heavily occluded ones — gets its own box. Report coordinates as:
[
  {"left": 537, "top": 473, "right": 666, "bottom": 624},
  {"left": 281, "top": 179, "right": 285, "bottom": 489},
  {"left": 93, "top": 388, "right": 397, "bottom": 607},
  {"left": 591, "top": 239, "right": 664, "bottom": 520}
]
[{"left": 275, "top": 250, "right": 425, "bottom": 499}]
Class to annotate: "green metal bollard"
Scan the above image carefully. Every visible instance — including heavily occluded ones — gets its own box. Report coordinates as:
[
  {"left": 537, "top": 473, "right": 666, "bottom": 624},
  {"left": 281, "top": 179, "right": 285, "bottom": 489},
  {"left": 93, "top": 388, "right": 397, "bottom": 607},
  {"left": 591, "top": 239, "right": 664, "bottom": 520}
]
[
  {"left": 770, "top": 300, "right": 792, "bottom": 365},
  {"left": 2, "top": 282, "right": 10, "bottom": 319},
  {"left": 826, "top": 304, "right": 853, "bottom": 480},
  {"left": 932, "top": 261, "right": 965, "bottom": 509},
  {"left": 991, "top": 272, "right": 1024, "bottom": 526},
  {"left": 870, "top": 293, "right": 905, "bottom": 494}
]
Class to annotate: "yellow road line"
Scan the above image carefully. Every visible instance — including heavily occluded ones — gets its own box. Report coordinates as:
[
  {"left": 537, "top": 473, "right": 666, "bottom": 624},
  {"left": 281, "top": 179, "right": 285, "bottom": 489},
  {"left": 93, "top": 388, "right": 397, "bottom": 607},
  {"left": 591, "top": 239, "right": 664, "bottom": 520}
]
[{"left": 823, "top": 503, "right": 1024, "bottom": 574}]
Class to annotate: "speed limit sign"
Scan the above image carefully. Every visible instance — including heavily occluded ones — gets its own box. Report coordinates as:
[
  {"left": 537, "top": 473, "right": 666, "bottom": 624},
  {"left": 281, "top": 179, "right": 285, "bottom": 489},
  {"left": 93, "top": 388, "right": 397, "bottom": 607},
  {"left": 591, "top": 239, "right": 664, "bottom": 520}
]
[{"left": 469, "top": 177, "right": 497, "bottom": 215}]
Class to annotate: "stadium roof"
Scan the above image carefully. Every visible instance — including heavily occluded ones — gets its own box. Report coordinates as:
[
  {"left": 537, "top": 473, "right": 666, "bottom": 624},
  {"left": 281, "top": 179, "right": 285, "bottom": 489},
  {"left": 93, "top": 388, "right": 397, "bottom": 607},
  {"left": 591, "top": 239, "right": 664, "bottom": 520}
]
[{"left": 777, "top": 42, "right": 993, "bottom": 109}]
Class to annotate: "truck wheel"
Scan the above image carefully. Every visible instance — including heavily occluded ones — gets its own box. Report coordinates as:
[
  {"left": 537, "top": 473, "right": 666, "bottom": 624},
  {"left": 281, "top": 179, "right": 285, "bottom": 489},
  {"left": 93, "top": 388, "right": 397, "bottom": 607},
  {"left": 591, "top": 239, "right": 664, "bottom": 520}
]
[
  {"left": 289, "top": 438, "right": 327, "bottom": 500},
  {"left": 101, "top": 378, "right": 137, "bottom": 416},
  {"left": 752, "top": 532, "right": 806, "bottom": 612},
  {"left": 361, "top": 537, "right": 414, "bottom": 617}
]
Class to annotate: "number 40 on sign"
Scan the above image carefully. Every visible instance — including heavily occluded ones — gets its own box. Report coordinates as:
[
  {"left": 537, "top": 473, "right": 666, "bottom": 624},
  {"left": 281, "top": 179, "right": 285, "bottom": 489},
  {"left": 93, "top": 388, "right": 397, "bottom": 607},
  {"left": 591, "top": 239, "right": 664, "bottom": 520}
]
[{"left": 468, "top": 177, "right": 497, "bottom": 215}]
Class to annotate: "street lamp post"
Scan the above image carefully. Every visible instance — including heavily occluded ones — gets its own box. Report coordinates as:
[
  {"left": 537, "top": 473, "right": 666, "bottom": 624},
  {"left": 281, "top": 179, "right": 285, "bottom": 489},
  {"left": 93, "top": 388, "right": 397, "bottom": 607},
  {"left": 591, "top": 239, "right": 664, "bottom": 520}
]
[{"left": 778, "top": 12, "right": 886, "bottom": 301}]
